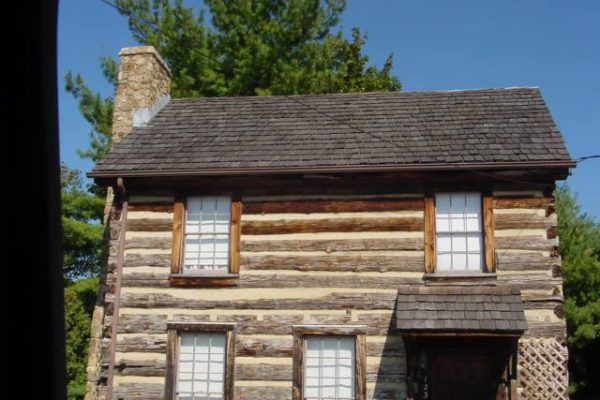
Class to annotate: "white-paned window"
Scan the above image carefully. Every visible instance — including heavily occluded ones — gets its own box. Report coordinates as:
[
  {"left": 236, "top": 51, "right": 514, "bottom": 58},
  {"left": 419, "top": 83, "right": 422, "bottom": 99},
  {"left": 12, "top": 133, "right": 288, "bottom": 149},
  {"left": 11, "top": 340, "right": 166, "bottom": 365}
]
[
  {"left": 177, "top": 333, "right": 225, "bottom": 400},
  {"left": 183, "top": 196, "right": 230, "bottom": 274},
  {"left": 435, "top": 192, "right": 483, "bottom": 272},
  {"left": 304, "top": 336, "right": 356, "bottom": 400}
]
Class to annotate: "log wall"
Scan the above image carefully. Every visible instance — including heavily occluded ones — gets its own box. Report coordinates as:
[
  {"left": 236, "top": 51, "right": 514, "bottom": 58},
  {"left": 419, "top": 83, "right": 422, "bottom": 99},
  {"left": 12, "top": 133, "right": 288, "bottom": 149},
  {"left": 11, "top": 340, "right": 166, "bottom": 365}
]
[{"left": 97, "top": 189, "right": 566, "bottom": 400}]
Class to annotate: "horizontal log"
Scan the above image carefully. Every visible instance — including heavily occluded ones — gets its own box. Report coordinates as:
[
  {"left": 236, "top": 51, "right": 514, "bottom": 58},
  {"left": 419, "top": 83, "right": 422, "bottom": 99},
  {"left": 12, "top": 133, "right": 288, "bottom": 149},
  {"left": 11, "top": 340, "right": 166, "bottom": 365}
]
[
  {"left": 522, "top": 295, "right": 564, "bottom": 311},
  {"left": 235, "top": 386, "right": 291, "bottom": 400},
  {"left": 236, "top": 337, "right": 293, "bottom": 357},
  {"left": 497, "top": 274, "right": 562, "bottom": 291},
  {"left": 128, "top": 204, "right": 173, "bottom": 213},
  {"left": 495, "top": 236, "right": 557, "bottom": 251},
  {"left": 121, "top": 272, "right": 422, "bottom": 289},
  {"left": 113, "top": 383, "right": 163, "bottom": 400},
  {"left": 125, "top": 237, "right": 172, "bottom": 250},
  {"left": 241, "top": 254, "right": 424, "bottom": 272},
  {"left": 116, "top": 336, "right": 167, "bottom": 353},
  {"left": 497, "top": 252, "right": 557, "bottom": 271},
  {"left": 116, "top": 359, "right": 165, "bottom": 377},
  {"left": 119, "top": 291, "right": 397, "bottom": 311},
  {"left": 493, "top": 197, "right": 553, "bottom": 209},
  {"left": 127, "top": 218, "right": 172, "bottom": 232},
  {"left": 356, "top": 313, "right": 396, "bottom": 335},
  {"left": 242, "top": 216, "right": 423, "bottom": 235},
  {"left": 124, "top": 253, "right": 170, "bottom": 268},
  {"left": 241, "top": 237, "right": 424, "bottom": 252},
  {"left": 243, "top": 199, "right": 423, "bottom": 214},
  {"left": 495, "top": 214, "right": 556, "bottom": 230},
  {"left": 215, "top": 314, "right": 304, "bottom": 335},
  {"left": 236, "top": 363, "right": 290, "bottom": 381},
  {"left": 524, "top": 321, "right": 566, "bottom": 339},
  {"left": 118, "top": 314, "right": 169, "bottom": 334}
]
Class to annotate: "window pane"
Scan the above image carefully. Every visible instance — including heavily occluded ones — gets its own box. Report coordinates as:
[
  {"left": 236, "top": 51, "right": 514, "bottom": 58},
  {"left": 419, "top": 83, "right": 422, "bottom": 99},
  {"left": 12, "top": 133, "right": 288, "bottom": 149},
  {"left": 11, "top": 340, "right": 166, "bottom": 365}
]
[
  {"left": 437, "top": 253, "right": 452, "bottom": 271},
  {"left": 177, "top": 333, "right": 225, "bottom": 398},
  {"left": 436, "top": 194, "right": 451, "bottom": 215},
  {"left": 304, "top": 336, "right": 355, "bottom": 399},
  {"left": 468, "top": 253, "right": 483, "bottom": 271},
  {"left": 453, "top": 253, "right": 467, "bottom": 269},
  {"left": 437, "top": 235, "right": 452, "bottom": 252},
  {"left": 465, "top": 193, "right": 481, "bottom": 214},
  {"left": 451, "top": 217, "right": 465, "bottom": 232},
  {"left": 452, "top": 235, "right": 467, "bottom": 252},
  {"left": 436, "top": 217, "right": 450, "bottom": 232},
  {"left": 467, "top": 234, "right": 482, "bottom": 252},
  {"left": 466, "top": 217, "right": 481, "bottom": 232}
]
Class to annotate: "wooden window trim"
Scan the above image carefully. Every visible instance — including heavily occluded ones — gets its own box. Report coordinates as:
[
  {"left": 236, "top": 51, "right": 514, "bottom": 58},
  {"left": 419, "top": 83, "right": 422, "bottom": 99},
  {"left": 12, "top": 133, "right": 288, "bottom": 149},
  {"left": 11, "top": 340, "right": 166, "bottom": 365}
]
[
  {"left": 424, "top": 192, "right": 495, "bottom": 275},
  {"left": 170, "top": 194, "right": 242, "bottom": 286},
  {"left": 292, "top": 325, "right": 367, "bottom": 400},
  {"left": 165, "top": 322, "right": 236, "bottom": 400}
]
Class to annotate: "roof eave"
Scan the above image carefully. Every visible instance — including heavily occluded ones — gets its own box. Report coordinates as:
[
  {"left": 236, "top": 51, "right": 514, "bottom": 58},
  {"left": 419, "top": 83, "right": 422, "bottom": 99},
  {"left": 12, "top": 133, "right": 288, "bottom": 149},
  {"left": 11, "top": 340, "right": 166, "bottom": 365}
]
[{"left": 87, "top": 160, "right": 576, "bottom": 180}]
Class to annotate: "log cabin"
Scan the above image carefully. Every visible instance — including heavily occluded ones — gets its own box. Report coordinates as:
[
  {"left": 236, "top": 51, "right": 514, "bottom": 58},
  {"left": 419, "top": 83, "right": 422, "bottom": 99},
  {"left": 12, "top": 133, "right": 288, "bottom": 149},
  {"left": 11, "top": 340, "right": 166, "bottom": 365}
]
[{"left": 85, "top": 46, "right": 574, "bottom": 400}]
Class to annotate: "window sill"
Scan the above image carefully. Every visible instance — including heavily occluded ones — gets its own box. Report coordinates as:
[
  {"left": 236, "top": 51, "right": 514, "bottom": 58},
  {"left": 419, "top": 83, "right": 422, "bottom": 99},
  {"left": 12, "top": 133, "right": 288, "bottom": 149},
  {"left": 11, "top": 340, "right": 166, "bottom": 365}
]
[
  {"left": 423, "top": 272, "right": 497, "bottom": 286},
  {"left": 168, "top": 273, "right": 240, "bottom": 287}
]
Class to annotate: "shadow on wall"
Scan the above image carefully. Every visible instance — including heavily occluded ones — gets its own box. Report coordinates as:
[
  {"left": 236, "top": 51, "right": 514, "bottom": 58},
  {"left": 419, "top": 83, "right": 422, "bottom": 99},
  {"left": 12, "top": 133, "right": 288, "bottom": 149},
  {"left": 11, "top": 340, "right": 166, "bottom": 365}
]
[{"left": 372, "top": 302, "right": 406, "bottom": 400}]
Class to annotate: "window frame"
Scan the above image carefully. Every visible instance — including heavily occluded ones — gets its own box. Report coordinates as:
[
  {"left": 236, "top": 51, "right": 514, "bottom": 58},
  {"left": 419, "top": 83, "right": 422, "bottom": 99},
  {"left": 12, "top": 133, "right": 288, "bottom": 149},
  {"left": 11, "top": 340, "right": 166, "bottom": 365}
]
[
  {"left": 424, "top": 191, "right": 495, "bottom": 274},
  {"left": 292, "top": 325, "right": 367, "bottom": 400},
  {"left": 170, "top": 194, "right": 242, "bottom": 286},
  {"left": 165, "top": 322, "right": 236, "bottom": 400}
]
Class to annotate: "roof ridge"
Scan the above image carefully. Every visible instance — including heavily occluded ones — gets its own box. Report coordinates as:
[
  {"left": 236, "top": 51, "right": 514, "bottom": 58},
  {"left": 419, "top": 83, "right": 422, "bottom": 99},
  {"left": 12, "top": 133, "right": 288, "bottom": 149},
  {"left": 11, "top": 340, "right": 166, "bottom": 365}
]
[{"left": 169, "top": 86, "right": 541, "bottom": 102}]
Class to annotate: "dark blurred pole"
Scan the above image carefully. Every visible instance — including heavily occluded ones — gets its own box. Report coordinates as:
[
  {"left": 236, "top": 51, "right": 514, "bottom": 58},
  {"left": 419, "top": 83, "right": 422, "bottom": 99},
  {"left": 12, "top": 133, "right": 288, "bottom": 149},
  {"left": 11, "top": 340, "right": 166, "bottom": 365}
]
[{"left": 4, "top": 0, "right": 66, "bottom": 399}]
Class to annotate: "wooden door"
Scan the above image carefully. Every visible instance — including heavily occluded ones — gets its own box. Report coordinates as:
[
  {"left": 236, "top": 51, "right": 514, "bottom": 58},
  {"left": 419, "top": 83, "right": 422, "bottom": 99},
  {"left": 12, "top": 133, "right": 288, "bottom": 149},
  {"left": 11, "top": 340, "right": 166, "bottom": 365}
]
[{"left": 429, "top": 349, "right": 498, "bottom": 400}]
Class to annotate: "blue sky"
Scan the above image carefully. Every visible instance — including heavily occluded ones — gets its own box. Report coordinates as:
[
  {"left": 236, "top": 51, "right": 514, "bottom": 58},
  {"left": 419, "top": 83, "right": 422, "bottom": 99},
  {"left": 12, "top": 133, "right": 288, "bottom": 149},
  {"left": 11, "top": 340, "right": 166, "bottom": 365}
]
[{"left": 58, "top": 0, "right": 599, "bottom": 220}]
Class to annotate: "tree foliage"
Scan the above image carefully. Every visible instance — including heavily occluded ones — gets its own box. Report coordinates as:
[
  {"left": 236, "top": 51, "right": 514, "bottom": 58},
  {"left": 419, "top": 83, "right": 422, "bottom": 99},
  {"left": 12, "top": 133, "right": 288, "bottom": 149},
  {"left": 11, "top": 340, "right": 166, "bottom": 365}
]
[
  {"left": 65, "top": 0, "right": 401, "bottom": 162},
  {"left": 556, "top": 185, "right": 600, "bottom": 399},
  {"left": 61, "top": 164, "right": 105, "bottom": 278},
  {"left": 65, "top": 277, "right": 99, "bottom": 400}
]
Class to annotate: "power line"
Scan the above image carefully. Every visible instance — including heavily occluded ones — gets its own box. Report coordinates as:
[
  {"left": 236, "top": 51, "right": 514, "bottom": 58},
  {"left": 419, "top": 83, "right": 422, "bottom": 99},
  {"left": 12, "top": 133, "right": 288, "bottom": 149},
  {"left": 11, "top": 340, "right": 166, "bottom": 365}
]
[
  {"left": 576, "top": 155, "right": 600, "bottom": 163},
  {"left": 283, "top": 94, "right": 404, "bottom": 153},
  {"left": 99, "top": 0, "right": 223, "bottom": 69}
]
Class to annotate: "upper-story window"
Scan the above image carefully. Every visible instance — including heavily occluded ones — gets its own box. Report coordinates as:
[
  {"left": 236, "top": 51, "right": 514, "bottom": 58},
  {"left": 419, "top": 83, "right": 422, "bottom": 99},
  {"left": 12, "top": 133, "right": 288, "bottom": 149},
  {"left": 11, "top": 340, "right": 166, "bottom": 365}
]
[
  {"left": 183, "top": 196, "right": 231, "bottom": 274},
  {"left": 171, "top": 195, "right": 241, "bottom": 286},
  {"left": 435, "top": 192, "right": 483, "bottom": 272}
]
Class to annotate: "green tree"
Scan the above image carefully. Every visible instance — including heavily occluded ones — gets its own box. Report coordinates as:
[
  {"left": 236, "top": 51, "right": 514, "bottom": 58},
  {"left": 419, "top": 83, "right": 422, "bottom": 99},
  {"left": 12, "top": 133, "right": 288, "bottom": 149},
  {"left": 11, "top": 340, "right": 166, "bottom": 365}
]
[
  {"left": 65, "top": 277, "right": 100, "bottom": 400},
  {"left": 556, "top": 185, "right": 600, "bottom": 399},
  {"left": 65, "top": 0, "right": 401, "bottom": 162},
  {"left": 61, "top": 164, "right": 105, "bottom": 278}
]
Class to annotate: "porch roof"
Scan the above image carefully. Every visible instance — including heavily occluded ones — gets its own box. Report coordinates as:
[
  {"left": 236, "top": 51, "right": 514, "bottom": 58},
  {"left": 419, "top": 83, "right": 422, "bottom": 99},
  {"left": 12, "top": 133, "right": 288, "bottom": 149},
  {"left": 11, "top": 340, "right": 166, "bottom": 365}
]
[{"left": 396, "top": 286, "right": 527, "bottom": 333}]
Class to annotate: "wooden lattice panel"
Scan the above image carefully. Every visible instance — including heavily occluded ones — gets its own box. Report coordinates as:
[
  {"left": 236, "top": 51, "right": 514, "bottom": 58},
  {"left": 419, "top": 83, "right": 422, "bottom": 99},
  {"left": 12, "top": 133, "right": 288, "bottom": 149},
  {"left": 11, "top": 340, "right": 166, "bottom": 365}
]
[{"left": 519, "top": 338, "right": 569, "bottom": 400}]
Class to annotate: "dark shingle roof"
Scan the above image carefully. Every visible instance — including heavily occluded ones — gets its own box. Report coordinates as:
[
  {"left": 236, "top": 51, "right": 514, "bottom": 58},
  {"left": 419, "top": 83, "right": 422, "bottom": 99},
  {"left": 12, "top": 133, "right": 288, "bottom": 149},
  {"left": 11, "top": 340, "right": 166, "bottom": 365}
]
[
  {"left": 91, "top": 87, "right": 572, "bottom": 176},
  {"left": 396, "top": 286, "right": 527, "bottom": 332}
]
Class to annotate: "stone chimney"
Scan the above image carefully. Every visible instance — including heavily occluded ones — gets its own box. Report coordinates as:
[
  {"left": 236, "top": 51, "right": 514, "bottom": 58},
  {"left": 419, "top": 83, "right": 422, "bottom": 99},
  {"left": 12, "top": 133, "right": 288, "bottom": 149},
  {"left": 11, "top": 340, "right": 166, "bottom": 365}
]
[
  {"left": 111, "top": 46, "right": 171, "bottom": 143},
  {"left": 85, "top": 47, "right": 170, "bottom": 400}
]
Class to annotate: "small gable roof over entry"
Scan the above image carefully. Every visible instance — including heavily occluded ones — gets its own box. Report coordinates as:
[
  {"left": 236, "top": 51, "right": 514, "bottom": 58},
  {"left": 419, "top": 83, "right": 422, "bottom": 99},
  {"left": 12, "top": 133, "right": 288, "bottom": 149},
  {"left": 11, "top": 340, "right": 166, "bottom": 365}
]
[
  {"left": 396, "top": 286, "right": 528, "bottom": 333},
  {"left": 90, "top": 87, "right": 573, "bottom": 178}
]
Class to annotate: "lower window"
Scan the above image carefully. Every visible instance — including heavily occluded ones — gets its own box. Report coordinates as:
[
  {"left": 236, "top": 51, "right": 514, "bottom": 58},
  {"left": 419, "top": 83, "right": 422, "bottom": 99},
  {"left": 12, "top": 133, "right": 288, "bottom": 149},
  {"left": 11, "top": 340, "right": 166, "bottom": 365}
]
[
  {"left": 165, "top": 323, "right": 236, "bottom": 400},
  {"left": 293, "top": 325, "right": 367, "bottom": 400},
  {"left": 305, "top": 336, "right": 356, "bottom": 399}
]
